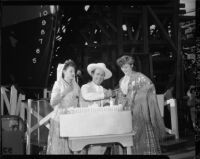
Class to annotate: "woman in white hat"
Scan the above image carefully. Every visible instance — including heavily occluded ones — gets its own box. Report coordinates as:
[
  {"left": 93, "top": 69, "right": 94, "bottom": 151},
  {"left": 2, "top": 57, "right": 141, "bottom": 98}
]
[
  {"left": 46, "top": 59, "right": 80, "bottom": 154},
  {"left": 80, "top": 63, "right": 114, "bottom": 154},
  {"left": 80, "top": 63, "right": 114, "bottom": 107}
]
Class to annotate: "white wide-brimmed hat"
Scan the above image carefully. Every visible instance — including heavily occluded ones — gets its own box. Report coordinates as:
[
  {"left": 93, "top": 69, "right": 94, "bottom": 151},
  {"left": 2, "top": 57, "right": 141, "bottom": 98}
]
[{"left": 87, "top": 63, "right": 112, "bottom": 80}]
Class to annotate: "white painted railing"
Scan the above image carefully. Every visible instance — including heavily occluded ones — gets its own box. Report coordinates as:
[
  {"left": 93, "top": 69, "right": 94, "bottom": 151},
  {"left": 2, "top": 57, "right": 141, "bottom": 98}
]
[
  {"left": 1, "top": 86, "right": 179, "bottom": 154},
  {"left": 157, "top": 95, "right": 179, "bottom": 139},
  {"left": 1, "top": 86, "right": 26, "bottom": 116},
  {"left": 1, "top": 86, "right": 53, "bottom": 154}
]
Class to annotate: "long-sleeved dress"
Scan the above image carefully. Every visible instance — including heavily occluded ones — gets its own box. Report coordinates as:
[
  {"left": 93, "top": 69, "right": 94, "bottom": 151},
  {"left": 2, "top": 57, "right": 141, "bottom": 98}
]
[
  {"left": 46, "top": 79, "right": 80, "bottom": 154},
  {"left": 116, "top": 72, "right": 166, "bottom": 155},
  {"left": 79, "top": 81, "right": 107, "bottom": 154}
]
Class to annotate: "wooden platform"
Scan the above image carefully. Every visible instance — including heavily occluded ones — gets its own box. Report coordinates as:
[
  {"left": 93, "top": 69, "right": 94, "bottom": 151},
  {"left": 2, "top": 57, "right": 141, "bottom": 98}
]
[{"left": 161, "top": 135, "right": 195, "bottom": 159}]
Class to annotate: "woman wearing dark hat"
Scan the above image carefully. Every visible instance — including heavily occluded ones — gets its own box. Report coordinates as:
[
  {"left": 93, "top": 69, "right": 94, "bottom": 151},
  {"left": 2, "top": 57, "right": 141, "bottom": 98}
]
[
  {"left": 46, "top": 59, "right": 80, "bottom": 154},
  {"left": 116, "top": 55, "right": 166, "bottom": 155}
]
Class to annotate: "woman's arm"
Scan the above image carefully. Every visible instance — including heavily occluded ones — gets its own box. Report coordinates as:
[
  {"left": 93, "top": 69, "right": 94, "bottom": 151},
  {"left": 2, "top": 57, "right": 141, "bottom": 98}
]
[
  {"left": 126, "top": 73, "right": 152, "bottom": 107},
  {"left": 50, "top": 81, "right": 72, "bottom": 107},
  {"left": 134, "top": 73, "right": 152, "bottom": 89},
  {"left": 115, "top": 78, "right": 128, "bottom": 107},
  {"left": 50, "top": 81, "right": 62, "bottom": 107}
]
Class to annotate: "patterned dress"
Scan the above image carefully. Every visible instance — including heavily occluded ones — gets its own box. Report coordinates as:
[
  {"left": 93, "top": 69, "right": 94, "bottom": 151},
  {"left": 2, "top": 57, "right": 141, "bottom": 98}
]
[
  {"left": 46, "top": 79, "right": 80, "bottom": 154},
  {"left": 116, "top": 72, "right": 166, "bottom": 155}
]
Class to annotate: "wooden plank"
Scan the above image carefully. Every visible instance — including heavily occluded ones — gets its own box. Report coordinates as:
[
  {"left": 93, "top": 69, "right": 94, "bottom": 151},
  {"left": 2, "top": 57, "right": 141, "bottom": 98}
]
[
  {"left": 168, "top": 99, "right": 179, "bottom": 139},
  {"left": 150, "top": 17, "right": 169, "bottom": 38},
  {"left": 43, "top": 88, "right": 47, "bottom": 98},
  {"left": 1, "top": 91, "right": 4, "bottom": 115},
  {"left": 37, "top": 101, "right": 40, "bottom": 145},
  {"left": 80, "top": 30, "right": 91, "bottom": 43},
  {"left": 179, "top": 10, "right": 186, "bottom": 15},
  {"left": 79, "top": 30, "right": 95, "bottom": 47},
  {"left": 95, "top": 21, "right": 111, "bottom": 39},
  {"left": 126, "top": 23, "right": 134, "bottom": 41},
  {"left": 179, "top": 3, "right": 185, "bottom": 8},
  {"left": 147, "top": 6, "right": 178, "bottom": 54},
  {"left": 20, "top": 102, "right": 26, "bottom": 121},
  {"left": 133, "top": 19, "right": 142, "bottom": 41},
  {"left": 104, "top": 18, "right": 117, "bottom": 32},
  {"left": 124, "top": 40, "right": 142, "bottom": 45},
  {"left": 26, "top": 99, "right": 32, "bottom": 154},
  {"left": 182, "top": 39, "right": 195, "bottom": 45},
  {"left": 130, "top": 19, "right": 142, "bottom": 55},
  {"left": 172, "top": 0, "right": 180, "bottom": 139},
  {"left": 31, "top": 110, "right": 50, "bottom": 129},
  {"left": 173, "top": 0, "right": 182, "bottom": 100},
  {"left": 30, "top": 112, "right": 53, "bottom": 133},
  {"left": 1, "top": 88, "right": 11, "bottom": 114},
  {"left": 149, "top": 55, "right": 154, "bottom": 80},
  {"left": 143, "top": 6, "right": 153, "bottom": 79},
  {"left": 179, "top": 16, "right": 195, "bottom": 21},
  {"left": 123, "top": 8, "right": 180, "bottom": 15},
  {"left": 15, "top": 94, "right": 22, "bottom": 116},
  {"left": 10, "top": 85, "right": 17, "bottom": 115},
  {"left": 124, "top": 52, "right": 149, "bottom": 55}
]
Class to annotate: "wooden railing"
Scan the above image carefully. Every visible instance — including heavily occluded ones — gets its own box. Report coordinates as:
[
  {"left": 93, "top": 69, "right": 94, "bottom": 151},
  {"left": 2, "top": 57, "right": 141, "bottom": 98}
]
[
  {"left": 1, "top": 86, "right": 25, "bottom": 116},
  {"left": 157, "top": 95, "right": 179, "bottom": 139},
  {"left": 1, "top": 86, "right": 53, "bottom": 154},
  {"left": 26, "top": 99, "right": 53, "bottom": 154},
  {"left": 1, "top": 86, "right": 179, "bottom": 154}
]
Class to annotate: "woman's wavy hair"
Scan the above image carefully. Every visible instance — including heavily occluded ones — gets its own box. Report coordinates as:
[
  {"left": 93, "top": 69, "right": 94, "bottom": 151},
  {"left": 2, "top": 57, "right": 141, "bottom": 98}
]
[{"left": 116, "top": 55, "right": 135, "bottom": 70}]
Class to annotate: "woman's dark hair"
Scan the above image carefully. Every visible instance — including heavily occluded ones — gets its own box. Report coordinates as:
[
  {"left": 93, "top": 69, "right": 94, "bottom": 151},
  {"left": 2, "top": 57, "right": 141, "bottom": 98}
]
[{"left": 62, "top": 59, "right": 76, "bottom": 78}]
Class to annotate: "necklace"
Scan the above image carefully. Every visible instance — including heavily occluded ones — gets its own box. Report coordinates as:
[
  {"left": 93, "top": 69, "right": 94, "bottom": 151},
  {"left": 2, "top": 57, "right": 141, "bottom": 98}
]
[{"left": 63, "top": 79, "right": 73, "bottom": 87}]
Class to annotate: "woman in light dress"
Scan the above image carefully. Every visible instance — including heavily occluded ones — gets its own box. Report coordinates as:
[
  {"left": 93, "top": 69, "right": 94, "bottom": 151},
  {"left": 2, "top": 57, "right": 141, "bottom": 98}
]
[
  {"left": 46, "top": 59, "right": 80, "bottom": 154},
  {"left": 116, "top": 55, "right": 166, "bottom": 155}
]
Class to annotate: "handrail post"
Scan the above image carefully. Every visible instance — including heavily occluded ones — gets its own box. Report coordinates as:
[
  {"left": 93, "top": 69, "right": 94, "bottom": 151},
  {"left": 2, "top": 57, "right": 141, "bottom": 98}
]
[
  {"left": 26, "top": 99, "right": 32, "bottom": 154},
  {"left": 169, "top": 99, "right": 179, "bottom": 139}
]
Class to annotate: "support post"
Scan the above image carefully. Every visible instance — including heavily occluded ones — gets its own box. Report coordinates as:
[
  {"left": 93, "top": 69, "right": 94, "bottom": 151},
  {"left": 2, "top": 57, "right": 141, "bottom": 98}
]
[
  {"left": 10, "top": 85, "right": 17, "bottom": 115},
  {"left": 26, "top": 99, "right": 32, "bottom": 154},
  {"left": 147, "top": 6, "right": 178, "bottom": 54},
  {"left": 168, "top": 99, "right": 179, "bottom": 139},
  {"left": 143, "top": 6, "right": 153, "bottom": 79},
  {"left": 20, "top": 102, "right": 26, "bottom": 121},
  {"left": 117, "top": 6, "right": 123, "bottom": 57},
  {"left": 43, "top": 88, "right": 47, "bottom": 98},
  {"left": 1, "top": 88, "right": 11, "bottom": 114},
  {"left": 37, "top": 100, "right": 40, "bottom": 146},
  {"left": 1, "top": 89, "right": 4, "bottom": 115}
]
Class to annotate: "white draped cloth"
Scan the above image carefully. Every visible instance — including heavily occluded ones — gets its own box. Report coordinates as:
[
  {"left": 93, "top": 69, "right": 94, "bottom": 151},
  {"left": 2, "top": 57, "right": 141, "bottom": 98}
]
[
  {"left": 80, "top": 81, "right": 108, "bottom": 154},
  {"left": 81, "top": 82, "right": 104, "bottom": 100},
  {"left": 47, "top": 63, "right": 80, "bottom": 154},
  {"left": 120, "top": 75, "right": 130, "bottom": 95}
]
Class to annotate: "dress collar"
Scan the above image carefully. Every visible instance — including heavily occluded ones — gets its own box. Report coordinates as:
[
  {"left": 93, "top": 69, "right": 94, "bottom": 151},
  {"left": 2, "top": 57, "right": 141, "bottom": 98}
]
[{"left": 91, "top": 81, "right": 101, "bottom": 87}]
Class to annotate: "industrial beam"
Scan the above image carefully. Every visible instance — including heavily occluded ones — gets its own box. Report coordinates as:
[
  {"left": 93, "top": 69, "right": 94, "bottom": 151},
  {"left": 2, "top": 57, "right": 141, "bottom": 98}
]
[
  {"left": 143, "top": 6, "right": 153, "bottom": 79},
  {"left": 147, "top": 6, "right": 178, "bottom": 54},
  {"left": 126, "top": 22, "right": 134, "bottom": 41},
  {"left": 173, "top": 0, "right": 183, "bottom": 100},
  {"left": 104, "top": 18, "right": 118, "bottom": 33},
  {"left": 130, "top": 19, "right": 142, "bottom": 54},
  {"left": 95, "top": 21, "right": 111, "bottom": 39},
  {"left": 117, "top": 6, "right": 123, "bottom": 57},
  {"left": 79, "top": 30, "right": 95, "bottom": 47},
  {"left": 123, "top": 8, "right": 184, "bottom": 15}
]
